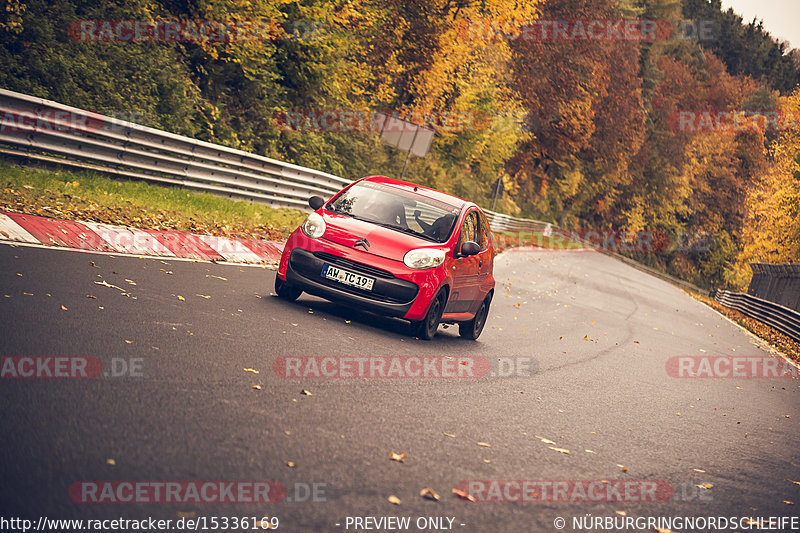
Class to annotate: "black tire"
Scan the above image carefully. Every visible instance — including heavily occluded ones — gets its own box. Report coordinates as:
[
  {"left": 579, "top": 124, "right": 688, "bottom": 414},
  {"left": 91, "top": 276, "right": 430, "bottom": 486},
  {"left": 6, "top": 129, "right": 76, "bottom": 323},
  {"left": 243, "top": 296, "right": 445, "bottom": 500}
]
[
  {"left": 414, "top": 288, "right": 447, "bottom": 340},
  {"left": 274, "top": 275, "right": 302, "bottom": 301},
  {"left": 459, "top": 293, "right": 492, "bottom": 340}
]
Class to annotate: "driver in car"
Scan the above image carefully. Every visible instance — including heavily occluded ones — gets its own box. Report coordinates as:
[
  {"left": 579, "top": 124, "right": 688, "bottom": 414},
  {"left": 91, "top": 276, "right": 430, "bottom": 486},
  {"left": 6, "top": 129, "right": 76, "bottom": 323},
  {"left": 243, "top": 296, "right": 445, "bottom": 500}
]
[{"left": 414, "top": 210, "right": 456, "bottom": 241}]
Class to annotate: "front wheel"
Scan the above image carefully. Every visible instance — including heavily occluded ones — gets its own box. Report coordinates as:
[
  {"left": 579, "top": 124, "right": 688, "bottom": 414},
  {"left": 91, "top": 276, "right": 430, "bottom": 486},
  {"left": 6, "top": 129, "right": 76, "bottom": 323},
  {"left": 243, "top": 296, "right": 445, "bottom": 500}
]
[
  {"left": 274, "top": 275, "right": 302, "bottom": 301},
  {"left": 459, "top": 293, "right": 492, "bottom": 340},
  {"left": 413, "top": 288, "right": 447, "bottom": 340}
]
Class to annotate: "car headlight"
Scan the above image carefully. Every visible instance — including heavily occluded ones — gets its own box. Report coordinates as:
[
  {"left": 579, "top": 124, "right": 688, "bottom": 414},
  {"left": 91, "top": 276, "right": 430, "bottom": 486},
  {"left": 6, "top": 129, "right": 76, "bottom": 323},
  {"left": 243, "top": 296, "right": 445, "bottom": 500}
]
[
  {"left": 301, "top": 212, "right": 326, "bottom": 239},
  {"left": 403, "top": 248, "right": 446, "bottom": 269}
]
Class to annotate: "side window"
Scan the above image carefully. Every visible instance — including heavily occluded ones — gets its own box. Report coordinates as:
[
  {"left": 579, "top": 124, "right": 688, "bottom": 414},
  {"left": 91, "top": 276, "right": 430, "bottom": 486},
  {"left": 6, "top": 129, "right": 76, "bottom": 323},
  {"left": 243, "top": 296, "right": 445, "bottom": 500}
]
[
  {"left": 478, "top": 211, "right": 490, "bottom": 251},
  {"left": 458, "top": 210, "right": 479, "bottom": 248}
]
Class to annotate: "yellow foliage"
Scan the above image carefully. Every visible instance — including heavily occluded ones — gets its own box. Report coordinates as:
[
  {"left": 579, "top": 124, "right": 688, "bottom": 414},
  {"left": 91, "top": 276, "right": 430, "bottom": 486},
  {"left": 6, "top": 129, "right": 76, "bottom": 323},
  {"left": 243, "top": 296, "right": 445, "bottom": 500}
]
[{"left": 737, "top": 88, "right": 800, "bottom": 273}]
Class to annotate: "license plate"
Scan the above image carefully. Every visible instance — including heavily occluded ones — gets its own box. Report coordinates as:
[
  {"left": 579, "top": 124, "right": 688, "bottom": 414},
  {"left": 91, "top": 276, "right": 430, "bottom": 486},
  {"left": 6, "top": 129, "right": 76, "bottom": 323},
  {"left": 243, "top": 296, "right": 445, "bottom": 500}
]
[{"left": 321, "top": 264, "right": 375, "bottom": 291}]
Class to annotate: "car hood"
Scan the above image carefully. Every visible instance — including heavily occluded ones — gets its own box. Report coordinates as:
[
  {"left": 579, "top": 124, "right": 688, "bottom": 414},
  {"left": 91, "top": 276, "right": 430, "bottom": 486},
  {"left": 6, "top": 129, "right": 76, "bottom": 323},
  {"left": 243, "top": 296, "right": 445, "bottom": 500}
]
[{"left": 321, "top": 212, "right": 440, "bottom": 262}]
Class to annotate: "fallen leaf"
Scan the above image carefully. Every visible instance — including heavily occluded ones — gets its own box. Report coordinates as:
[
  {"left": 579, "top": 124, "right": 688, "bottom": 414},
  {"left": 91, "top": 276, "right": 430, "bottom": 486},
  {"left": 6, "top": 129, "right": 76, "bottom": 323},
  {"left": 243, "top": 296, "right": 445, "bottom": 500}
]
[
  {"left": 784, "top": 500, "right": 794, "bottom": 505},
  {"left": 61, "top": 305, "right": 68, "bottom": 310},
  {"left": 387, "top": 495, "right": 401, "bottom": 505},
  {"left": 615, "top": 511, "right": 627, "bottom": 516},
  {"left": 443, "top": 433, "right": 456, "bottom": 438},
  {"left": 177, "top": 295, "right": 185, "bottom": 301},
  {"left": 106, "top": 459, "right": 115, "bottom": 465},
  {"left": 476, "top": 442, "right": 491, "bottom": 448},
  {"left": 390, "top": 452, "right": 407, "bottom": 462},
  {"left": 196, "top": 294, "right": 211, "bottom": 299},
  {"left": 206, "top": 275, "right": 227, "bottom": 280},
  {"left": 618, "top": 464, "right": 628, "bottom": 472},
  {"left": 243, "top": 368, "right": 259, "bottom": 374},
  {"left": 94, "top": 280, "right": 124, "bottom": 291},
  {"left": 86, "top": 294, "right": 96, "bottom": 299},
  {"left": 420, "top": 487, "right": 440, "bottom": 501},
  {"left": 252, "top": 385, "right": 262, "bottom": 390},
  {"left": 452, "top": 489, "right": 477, "bottom": 502},
  {"left": 536, "top": 436, "right": 556, "bottom": 445},
  {"left": 693, "top": 468, "right": 706, "bottom": 473},
  {"left": 124, "top": 340, "right": 132, "bottom": 344},
  {"left": 585, "top": 449, "right": 596, "bottom": 454},
  {"left": 286, "top": 461, "right": 295, "bottom": 468},
  {"left": 697, "top": 483, "right": 713, "bottom": 489},
  {"left": 301, "top": 389, "right": 312, "bottom": 396},
  {"left": 549, "top": 447, "right": 570, "bottom": 454}
]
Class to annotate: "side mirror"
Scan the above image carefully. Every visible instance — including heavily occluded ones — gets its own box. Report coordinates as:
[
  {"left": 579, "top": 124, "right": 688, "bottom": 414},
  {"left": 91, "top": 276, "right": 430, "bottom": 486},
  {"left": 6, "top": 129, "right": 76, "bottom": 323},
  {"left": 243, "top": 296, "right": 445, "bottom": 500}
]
[
  {"left": 460, "top": 241, "right": 480, "bottom": 257},
  {"left": 309, "top": 196, "right": 324, "bottom": 210}
]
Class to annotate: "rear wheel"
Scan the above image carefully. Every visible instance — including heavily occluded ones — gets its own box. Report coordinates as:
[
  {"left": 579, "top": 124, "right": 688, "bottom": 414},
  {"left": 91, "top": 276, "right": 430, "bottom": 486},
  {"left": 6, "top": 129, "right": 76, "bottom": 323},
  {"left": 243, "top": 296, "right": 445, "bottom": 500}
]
[
  {"left": 459, "top": 293, "right": 492, "bottom": 340},
  {"left": 414, "top": 288, "right": 447, "bottom": 340},
  {"left": 274, "top": 275, "right": 302, "bottom": 301}
]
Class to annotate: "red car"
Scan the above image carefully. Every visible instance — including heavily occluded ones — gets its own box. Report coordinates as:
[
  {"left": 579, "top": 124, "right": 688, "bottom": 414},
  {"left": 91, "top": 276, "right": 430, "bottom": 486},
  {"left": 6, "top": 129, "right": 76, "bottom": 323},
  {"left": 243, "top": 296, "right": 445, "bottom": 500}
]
[{"left": 275, "top": 176, "right": 495, "bottom": 340}]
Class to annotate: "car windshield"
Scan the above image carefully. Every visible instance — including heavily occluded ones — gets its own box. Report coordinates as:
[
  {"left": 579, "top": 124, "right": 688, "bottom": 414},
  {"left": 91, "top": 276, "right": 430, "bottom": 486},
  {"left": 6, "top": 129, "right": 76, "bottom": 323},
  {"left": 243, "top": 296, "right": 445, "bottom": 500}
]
[{"left": 327, "top": 181, "right": 461, "bottom": 243}]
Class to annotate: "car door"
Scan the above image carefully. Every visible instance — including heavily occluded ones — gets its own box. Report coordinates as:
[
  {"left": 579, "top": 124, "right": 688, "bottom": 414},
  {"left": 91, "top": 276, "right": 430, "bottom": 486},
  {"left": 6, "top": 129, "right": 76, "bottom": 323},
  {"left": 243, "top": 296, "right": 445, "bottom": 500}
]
[
  {"left": 475, "top": 210, "right": 494, "bottom": 301},
  {"left": 446, "top": 209, "right": 481, "bottom": 314}
]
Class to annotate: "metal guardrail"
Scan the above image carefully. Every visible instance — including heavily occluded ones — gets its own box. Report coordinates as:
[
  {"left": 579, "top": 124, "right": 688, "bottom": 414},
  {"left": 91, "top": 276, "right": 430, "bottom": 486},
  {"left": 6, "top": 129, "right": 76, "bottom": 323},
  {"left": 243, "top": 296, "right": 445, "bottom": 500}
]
[
  {"left": 0, "top": 88, "right": 553, "bottom": 233},
  {"left": 0, "top": 88, "right": 351, "bottom": 210},
  {"left": 748, "top": 263, "right": 800, "bottom": 313},
  {"left": 713, "top": 289, "right": 800, "bottom": 342},
  {"left": 483, "top": 211, "right": 550, "bottom": 233}
]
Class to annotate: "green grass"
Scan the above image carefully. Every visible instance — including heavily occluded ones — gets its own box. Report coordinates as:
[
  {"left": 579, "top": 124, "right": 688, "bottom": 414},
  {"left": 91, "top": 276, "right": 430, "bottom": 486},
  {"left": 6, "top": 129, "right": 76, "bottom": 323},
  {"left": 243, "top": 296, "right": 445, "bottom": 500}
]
[{"left": 0, "top": 159, "right": 307, "bottom": 240}]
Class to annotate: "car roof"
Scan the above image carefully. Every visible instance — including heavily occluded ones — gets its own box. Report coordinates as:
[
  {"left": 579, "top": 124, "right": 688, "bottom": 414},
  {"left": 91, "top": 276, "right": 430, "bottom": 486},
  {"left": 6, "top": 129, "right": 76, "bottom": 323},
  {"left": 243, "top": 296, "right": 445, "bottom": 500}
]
[{"left": 359, "top": 175, "right": 468, "bottom": 210}]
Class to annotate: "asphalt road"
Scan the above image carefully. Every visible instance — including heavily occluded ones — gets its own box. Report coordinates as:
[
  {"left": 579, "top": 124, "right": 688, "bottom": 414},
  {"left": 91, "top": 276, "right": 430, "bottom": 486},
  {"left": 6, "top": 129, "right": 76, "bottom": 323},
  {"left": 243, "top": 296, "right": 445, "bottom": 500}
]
[{"left": 1, "top": 242, "right": 798, "bottom": 532}]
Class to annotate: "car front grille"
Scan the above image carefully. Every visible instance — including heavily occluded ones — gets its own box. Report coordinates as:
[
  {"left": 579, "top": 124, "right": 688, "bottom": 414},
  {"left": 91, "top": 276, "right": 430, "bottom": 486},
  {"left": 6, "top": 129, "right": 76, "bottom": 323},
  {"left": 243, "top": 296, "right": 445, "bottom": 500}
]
[{"left": 313, "top": 252, "right": 395, "bottom": 279}]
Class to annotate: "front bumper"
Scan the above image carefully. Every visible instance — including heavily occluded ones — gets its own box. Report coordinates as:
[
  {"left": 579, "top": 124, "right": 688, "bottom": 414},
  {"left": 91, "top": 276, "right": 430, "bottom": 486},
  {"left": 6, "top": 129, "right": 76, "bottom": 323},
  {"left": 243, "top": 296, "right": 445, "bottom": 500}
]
[{"left": 285, "top": 248, "right": 420, "bottom": 318}]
